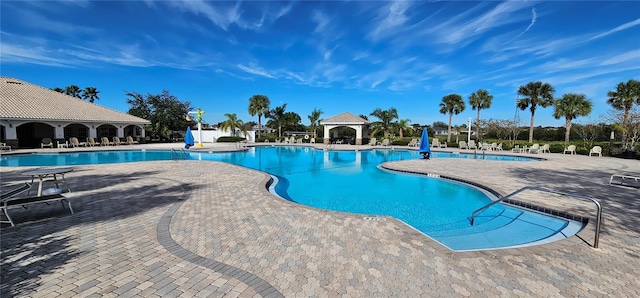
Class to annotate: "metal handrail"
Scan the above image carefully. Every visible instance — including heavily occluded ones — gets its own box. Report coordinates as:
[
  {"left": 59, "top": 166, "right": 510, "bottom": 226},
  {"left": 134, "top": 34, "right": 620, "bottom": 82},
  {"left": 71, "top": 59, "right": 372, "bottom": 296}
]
[
  {"left": 469, "top": 186, "right": 602, "bottom": 248},
  {"left": 171, "top": 148, "right": 188, "bottom": 160}
]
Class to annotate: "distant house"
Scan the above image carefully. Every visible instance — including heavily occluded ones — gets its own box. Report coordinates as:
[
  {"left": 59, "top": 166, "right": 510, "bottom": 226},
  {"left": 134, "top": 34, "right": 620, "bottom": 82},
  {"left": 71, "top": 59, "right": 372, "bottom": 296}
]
[
  {"left": 250, "top": 124, "right": 273, "bottom": 134},
  {"left": 433, "top": 127, "right": 449, "bottom": 136},
  {"left": 0, "top": 77, "right": 149, "bottom": 148}
]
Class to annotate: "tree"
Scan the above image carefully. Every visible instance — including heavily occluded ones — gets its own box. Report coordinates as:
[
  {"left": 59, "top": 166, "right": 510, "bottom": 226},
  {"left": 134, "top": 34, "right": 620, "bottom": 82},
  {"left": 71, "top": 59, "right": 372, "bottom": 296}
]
[
  {"left": 247, "top": 94, "right": 270, "bottom": 138},
  {"left": 607, "top": 79, "right": 640, "bottom": 149},
  {"left": 553, "top": 93, "right": 593, "bottom": 143},
  {"left": 308, "top": 108, "right": 323, "bottom": 139},
  {"left": 469, "top": 89, "right": 493, "bottom": 141},
  {"left": 64, "top": 85, "right": 82, "bottom": 98},
  {"left": 517, "top": 81, "right": 555, "bottom": 143},
  {"left": 282, "top": 112, "right": 303, "bottom": 133},
  {"left": 396, "top": 118, "right": 412, "bottom": 138},
  {"left": 126, "top": 90, "right": 191, "bottom": 141},
  {"left": 51, "top": 87, "right": 64, "bottom": 93},
  {"left": 438, "top": 94, "right": 465, "bottom": 142},
  {"left": 267, "top": 104, "right": 287, "bottom": 137},
  {"left": 370, "top": 107, "right": 398, "bottom": 137},
  {"left": 432, "top": 121, "right": 448, "bottom": 128},
  {"left": 574, "top": 123, "right": 602, "bottom": 150},
  {"left": 82, "top": 87, "right": 100, "bottom": 103},
  {"left": 220, "top": 113, "right": 247, "bottom": 137}
]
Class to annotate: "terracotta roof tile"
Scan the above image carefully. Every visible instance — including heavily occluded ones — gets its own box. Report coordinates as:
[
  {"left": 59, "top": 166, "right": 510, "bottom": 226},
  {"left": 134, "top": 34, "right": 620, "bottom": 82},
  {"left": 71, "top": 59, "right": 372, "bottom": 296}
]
[{"left": 320, "top": 112, "right": 369, "bottom": 124}]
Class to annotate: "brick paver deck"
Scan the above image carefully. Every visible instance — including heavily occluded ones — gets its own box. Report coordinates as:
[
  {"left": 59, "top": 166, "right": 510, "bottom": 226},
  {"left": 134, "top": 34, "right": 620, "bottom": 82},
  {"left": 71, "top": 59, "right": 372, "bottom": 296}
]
[{"left": 1, "top": 144, "right": 639, "bottom": 297}]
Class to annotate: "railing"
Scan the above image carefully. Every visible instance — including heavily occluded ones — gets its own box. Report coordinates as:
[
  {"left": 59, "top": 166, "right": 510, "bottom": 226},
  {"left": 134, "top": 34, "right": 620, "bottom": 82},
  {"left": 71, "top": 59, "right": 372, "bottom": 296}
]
[
  {"left": 469, "top": 186, "right": 602, "bottom": 249},
  {"left": 171, "top": 148, "right": 188, "bottom": 160}
]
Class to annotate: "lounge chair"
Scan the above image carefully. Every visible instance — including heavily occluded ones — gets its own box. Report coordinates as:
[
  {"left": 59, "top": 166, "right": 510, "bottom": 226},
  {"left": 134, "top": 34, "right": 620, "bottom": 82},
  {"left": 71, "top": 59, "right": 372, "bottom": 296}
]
[
  {"left": 126, "top": 136, "right": 139, "bottom": 145},
  {"left": 310, "top": 138, "right": 315, "bottom": 144},
  {"left": 528, "top": 144, "right": 540, "bottom": 154},
  {"left": 458, "top": 141, "right": 468, "bottom": 149},
  {"left": 1, "top": 143, "right": 12, "bottom": 151},
  {"left": 112, "top": 137, "right": 123, "bottom": 145},
  {"left": 468, "top": 140, "right": 477, "bottom": 149},
  {"left": 540, "top": 144, "right": 550, "bottom": 154},
  {"left": 1, "top": 182, "right": 71, "bottom": 227},
  {"left": 69, "top": 137, "right": 86, "bottom": 148},
  {"left": 57, "top": 140, "right": 69, "bottom": 148},
  {"left": 439, "top": 140, "right": 447, "bottom": 148},
  {"left": 589, "top": 146, "right": 602, "bottom": 157},
  {"left": 368, "top": 138, "right": 377, "bottom": 146},
  {"left": 432, "top": 138, "right": 440, "bottom": 148},
  {"left": 512, "top": 145, "right": 520, "bottom": 153},
  {"left": 496, "top": 143, "right": 503, "bottom": 151},
  {"left": 41, "top": 138, "right": 53, "bottom": 148},
  {"left": 101, "top": 137, "right": 113, "bottom": 146},
  {"left": 380, "top": 139, "right": 390, "bottom": 146},
  {"left": 563, "top": 145, "right": 576, "bottom": 155},
  {"left": 86, "top": 137, "right": 98, "bottom": 147},
  {"left": 408, "top": 138, "right": 418, "bottom": 147}
]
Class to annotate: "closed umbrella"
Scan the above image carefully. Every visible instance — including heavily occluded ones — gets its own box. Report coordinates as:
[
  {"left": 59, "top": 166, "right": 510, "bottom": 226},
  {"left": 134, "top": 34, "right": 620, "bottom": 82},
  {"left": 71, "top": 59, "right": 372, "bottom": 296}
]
[
  {"left": 184, "top": 126, "right": 195, "bottom": 149},
  {"left": 418, "top": 129, "right": 431, "bottom": 159}
]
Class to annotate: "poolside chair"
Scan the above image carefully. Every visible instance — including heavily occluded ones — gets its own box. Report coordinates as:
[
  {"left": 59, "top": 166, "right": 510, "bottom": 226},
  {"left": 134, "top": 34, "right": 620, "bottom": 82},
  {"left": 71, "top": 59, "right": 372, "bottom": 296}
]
[
  {"left": 468, "top": 140, "right": 477, "bottom": 150},
  {"left": 310, "top": 138, "right": 315, "bottom": 144},
  {"left": 86, "top": 137, "right": 97, "bottom": 147},
  {"left": 540, "top": 144, "right": 551, "bottom": 154},
  {"left": 380, "top": 139, "right": 390, "bottom": 146},
  {"left": 439, "top": 140, "right": 447, "bottom": 148},
  {"left": 41, "top": 138, "right": 54, "bottom": 148},
  {"left": 496, "top": 143, "right": 503, "bottom": 151},
  {"left": 458, "top": 141, "right": 468, "bottom": 149},
  {"left": 368, "top": 138, "right": 377, "bottom": 146},
  {"left": 57, "top": 140, "right": 69, "bottom": 148},
  {"left": 126, "top": 136, "right": 139, "bottom": 145},
  {"left": 512, "top": 145, "right": 520, "bottom": 153},
  {"left": 528, "top": 144, "right": 540, "bottom": 154},
  {"left": 69, "top": 137, "right": 85, "bottom": 148},
  {"left": 101, "top": 137, "right": 113, "bottom": 146},
  {"left": 589, "top": 146, "right": 602, "bottom": 157},
  {"left": 563, "top": 145, "right": 576, "bottom": 155},
  {"left": 432, "top": 138, "right": 440, "bottom": 148},
  {"left": 112, "top": 137, "right": 123, "bottom": 145},
  {"left": 408, "top": 138, "right": 418, "bottom": 147},
  {"left": 0, "top": 143, "right": 11, "bottom": 151}
]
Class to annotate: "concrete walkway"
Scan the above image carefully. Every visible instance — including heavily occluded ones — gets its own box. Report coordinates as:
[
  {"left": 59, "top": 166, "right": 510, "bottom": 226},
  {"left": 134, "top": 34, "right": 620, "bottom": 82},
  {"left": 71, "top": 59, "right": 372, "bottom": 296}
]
[{"left": 1, "top": 144, "right": 639, "bottom": 297}]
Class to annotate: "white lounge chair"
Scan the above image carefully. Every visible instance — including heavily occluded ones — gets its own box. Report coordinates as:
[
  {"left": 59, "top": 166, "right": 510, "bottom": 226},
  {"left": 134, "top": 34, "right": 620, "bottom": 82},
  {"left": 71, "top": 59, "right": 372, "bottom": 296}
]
[
  {"left": 540, "top": 144, "right": 550, "bottom": 154},
  {"left": 589, "top": 146, "right": 602, "bottom": 157},
  {"left": 0, "top": 143, "right": 11, "bottom": 151},
  {"left": 380, "top": 139, "right": 390, "bottom": 146},
  {"left": 126, "top": 136, "right": 139, "bottom": 145},
  {"left": 458, "top": 141, "right": 468, "bottom": 149},
  {"left": 528, "top": 144, "right": 540, "bottom": 154},
  {"left": 512, "top": 145, "right": 520, "bottom": 153},
  {"left": 41, "top": 138, "right": 53, "bottom": 148},
  {"left": 408, "top": 138, "right": 418, "bottom": 147},
  {"left": 563, "top": 145, "right": 576, "bottom": 155},
  {"left": 369, "top": 138, "right": 377, "bottom": 146},
  {"left": 468, "top": 140, "right": 477, "bottom": 149}
]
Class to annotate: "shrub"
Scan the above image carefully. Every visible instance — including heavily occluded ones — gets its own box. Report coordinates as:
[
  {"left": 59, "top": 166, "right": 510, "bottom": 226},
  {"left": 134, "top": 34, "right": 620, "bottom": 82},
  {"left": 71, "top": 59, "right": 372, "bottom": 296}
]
[{"left": 217, "top": 136, "right": 246, "bottom": 143}]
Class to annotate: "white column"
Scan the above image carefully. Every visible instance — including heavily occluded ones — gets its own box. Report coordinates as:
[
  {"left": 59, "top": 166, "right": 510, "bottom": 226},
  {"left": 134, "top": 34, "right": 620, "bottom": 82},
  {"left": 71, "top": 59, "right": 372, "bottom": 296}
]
[{"left": 323, "top": 125, "right": 331, "bottom": 144}]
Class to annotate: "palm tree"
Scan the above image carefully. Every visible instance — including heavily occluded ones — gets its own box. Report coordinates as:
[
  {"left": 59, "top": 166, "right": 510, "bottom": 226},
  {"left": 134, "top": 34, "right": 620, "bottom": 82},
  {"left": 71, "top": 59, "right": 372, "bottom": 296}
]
[
  {"left": 82, "top": 87, "right": 100, "bottom": 103},
  {"left": 308, "top": 108, "right": 323, "bottom": 138},
  {"left": 439, "top": 94, "right": 465, "bottom": 142},
  {"left": 607, "top": 79, "right": 640, "bottom": 148},
  {"left": 553, "top": 93, "right": 593, "bottom": 143},
  {"left": 370, "top": 107, "right": 398, "bottom": 137},
  {"left": 220, "top": 113, "right": 246, "bottom": 137},
  {"left": 396, "top": 118, "right": 412, "bottom": 138},
  {"left": 267, "top": 104, "right": 287, "bottom": 138},
  {"left": 247, "top": 94, "right": 271, "bottom": 138},
  {"left": 51, "top": 87, "right": 64, "bottom": 93},
  {"left": 517, "top": 81, "right": 555, "bottom": 143},
  {"left": 469, "top": 89, "right": 493, "bottom": 141},
  {"left": 64, "top": 85, "right": 82, "bottom": 98}
]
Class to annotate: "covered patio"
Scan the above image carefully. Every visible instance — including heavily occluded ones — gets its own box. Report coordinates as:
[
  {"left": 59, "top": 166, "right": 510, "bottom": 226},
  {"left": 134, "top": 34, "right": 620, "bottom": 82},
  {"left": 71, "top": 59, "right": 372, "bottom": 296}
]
[{"left": 319, "top": 112, "right": 369, "bottom": 145}]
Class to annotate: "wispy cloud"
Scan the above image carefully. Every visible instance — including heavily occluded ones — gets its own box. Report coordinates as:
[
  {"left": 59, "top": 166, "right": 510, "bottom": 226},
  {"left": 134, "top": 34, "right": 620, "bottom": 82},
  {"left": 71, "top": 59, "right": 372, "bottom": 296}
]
[
  {"left": 503, "top": 8, "right": 537, "bottom": 45},
  {"left": 237, "top": 64, "right": 276, "bottom": 79},
  {"left": 588, "top": 18, "right": 640, "bottom": 41},
  {"left": 367, "top": 1, "right": 415, "bottom": 42}
]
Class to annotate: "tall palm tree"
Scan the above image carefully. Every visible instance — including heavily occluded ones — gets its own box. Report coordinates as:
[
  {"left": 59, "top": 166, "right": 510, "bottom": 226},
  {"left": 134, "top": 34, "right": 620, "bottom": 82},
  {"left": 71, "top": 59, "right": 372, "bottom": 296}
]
[
  {"left": 370, "top": 107, "right": 398, "bottom": 137},
  {"left": 64, "top": 85, "right": 82, "bottom": 98},
  {"left": 607, "top": 79, "right": 640, "bottom": 148},
  {"left": 82, "top": 87, "right": 100, "bottom": 103},
  {"left": 396, "top": 118, "right": 412, "bottom": 138},
  {"left": 517, "top": 81, "right": 555, "bottom": 143},
  {"left": 439, "top": 94, "right": 465, "bottom": 142},
  {"left": 553, "top": 93, "right": 593, "bottom": 143},
  {"left": 220, "top": 113, "right": 246, "bottom": 137},
  {"left": 247, "top": 94, "right": 271, "bottom": 138},
  {"left": 469, "top": 89, "right": 493, "bottom": 141},
  {"left": 308, "top": 108, "right": 323, "bottom": 138},
  {"left": 51, "top": 87, "right": 64, "bottom": 93},
  {"left": 267, "top": 104, "right": 287, "bottom": 138}
]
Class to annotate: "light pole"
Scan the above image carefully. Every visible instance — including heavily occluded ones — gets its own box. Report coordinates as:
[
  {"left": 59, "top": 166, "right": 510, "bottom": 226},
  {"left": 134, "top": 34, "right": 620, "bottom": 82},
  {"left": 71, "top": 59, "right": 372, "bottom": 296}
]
[{"left": 467, "top": 117, "right": 472, "bottom": 144}]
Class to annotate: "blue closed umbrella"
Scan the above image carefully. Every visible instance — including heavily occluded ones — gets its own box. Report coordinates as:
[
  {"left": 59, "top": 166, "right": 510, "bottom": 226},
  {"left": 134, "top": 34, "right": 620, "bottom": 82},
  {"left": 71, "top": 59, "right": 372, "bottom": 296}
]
[
  {"left": 418, "top": 129, "right": 431, "bottom": 159},
  {"left": 184, "top": 126, "right": 195, "bottom": 149}
]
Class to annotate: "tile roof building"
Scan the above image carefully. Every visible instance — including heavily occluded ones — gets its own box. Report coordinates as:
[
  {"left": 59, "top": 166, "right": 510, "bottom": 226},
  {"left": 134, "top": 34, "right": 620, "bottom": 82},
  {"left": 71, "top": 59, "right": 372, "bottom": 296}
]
[
  {"left": 320, "top": 112, "right": 370, "bottom": 145},
  {"left": 0, "top": 77, "right": 149, "bottom": 148}
]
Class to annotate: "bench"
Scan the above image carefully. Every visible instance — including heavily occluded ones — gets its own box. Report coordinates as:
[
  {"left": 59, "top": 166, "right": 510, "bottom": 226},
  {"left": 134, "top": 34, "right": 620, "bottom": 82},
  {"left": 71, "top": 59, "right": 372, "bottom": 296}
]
[
  {"left": 609, "top": 174, "right": 640, "bottom": 188},
  {"left": 1, "top": 183, "right": 73, "bottom": 226}
]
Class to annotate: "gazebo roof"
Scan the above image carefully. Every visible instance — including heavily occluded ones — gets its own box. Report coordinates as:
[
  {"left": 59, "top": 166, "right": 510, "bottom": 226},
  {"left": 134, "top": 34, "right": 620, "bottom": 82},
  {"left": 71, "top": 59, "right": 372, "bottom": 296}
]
[
  {"left": 0, "top": 76, "right": 149, "bottom": 124},
  {"left": 320, "top": 112, "right": 369, "bottom": 125}
]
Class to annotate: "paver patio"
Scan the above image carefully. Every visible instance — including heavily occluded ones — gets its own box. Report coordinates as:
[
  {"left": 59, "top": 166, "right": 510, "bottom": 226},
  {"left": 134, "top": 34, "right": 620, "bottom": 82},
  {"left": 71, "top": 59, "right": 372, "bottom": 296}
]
[{"left": 1, "top": 144, "right": 639, "bottom": 297}]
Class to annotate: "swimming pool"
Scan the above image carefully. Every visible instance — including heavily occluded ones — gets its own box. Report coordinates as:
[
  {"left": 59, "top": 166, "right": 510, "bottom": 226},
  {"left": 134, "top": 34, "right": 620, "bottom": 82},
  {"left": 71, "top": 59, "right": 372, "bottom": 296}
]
[{"left": 1, "top": 147, "right": 578, "bottom": 251}]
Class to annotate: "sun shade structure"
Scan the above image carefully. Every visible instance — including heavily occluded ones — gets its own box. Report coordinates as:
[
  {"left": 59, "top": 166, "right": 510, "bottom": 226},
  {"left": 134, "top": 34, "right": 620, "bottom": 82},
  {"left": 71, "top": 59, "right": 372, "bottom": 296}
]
[
  {"left": 319, "top": 112, "right": 370, "bottom": 145},
  {"left": 0, "top": 77, "right": 150, "bottom": 148},
  {"left": 419, "top": 129, "right": 431, "bottom": 159}
]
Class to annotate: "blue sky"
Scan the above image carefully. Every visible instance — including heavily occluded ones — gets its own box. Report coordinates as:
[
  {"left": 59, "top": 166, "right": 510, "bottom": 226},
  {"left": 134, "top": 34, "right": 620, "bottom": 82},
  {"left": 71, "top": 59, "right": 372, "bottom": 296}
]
[{"left": 1, "top": 0, "right": 639, "bottom": 128}]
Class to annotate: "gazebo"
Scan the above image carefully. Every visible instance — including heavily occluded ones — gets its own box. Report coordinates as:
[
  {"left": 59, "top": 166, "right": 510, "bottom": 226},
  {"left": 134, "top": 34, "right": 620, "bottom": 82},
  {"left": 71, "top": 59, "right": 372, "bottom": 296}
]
[
  {"left": 0, "top": 77, "right": 150, "bottom": 148},
  {"left": 319, "top": 112, "right": 370, "bottom": 145}
]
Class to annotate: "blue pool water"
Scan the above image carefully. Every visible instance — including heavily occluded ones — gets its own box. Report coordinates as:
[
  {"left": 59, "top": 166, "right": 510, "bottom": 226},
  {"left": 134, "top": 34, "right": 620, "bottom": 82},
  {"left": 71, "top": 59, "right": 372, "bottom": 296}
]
[{"left": 1, "top": 147, "right": 576, "bottom": 251}]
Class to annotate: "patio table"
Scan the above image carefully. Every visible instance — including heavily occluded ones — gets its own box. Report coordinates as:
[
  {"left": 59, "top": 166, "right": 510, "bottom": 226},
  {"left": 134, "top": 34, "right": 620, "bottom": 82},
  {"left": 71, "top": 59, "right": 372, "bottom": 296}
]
[{"left": 20, "top": 167, "right": 73, "bottom": 197}]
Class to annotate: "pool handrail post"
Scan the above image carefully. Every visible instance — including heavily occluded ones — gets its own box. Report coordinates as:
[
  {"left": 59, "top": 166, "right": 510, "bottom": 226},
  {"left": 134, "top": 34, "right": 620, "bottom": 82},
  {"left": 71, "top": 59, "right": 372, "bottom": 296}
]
[{"left": 469, "top": 186, "right": 602, "bottom": 249}]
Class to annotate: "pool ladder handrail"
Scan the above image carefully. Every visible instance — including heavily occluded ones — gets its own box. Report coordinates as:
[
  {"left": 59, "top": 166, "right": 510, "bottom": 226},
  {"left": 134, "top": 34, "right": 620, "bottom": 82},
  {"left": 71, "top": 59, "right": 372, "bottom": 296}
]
[
  {"left": 171, "top": 148, "right": 188, "bottom": 160},
  {"left": 469, "top": 186, "right": 602, "bottom": 249}
]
